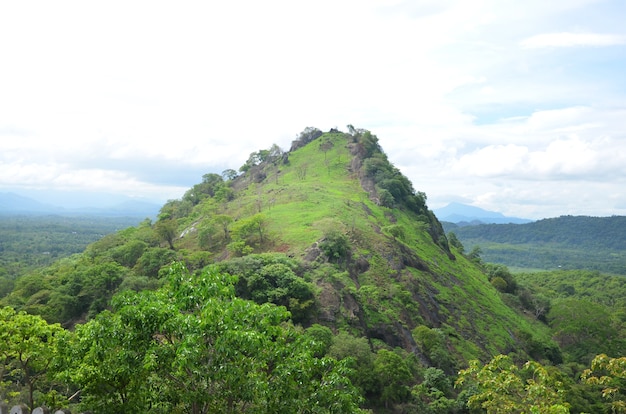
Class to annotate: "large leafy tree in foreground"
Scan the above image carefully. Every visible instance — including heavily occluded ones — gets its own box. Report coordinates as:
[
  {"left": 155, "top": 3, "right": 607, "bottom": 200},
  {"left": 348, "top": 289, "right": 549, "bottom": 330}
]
[
  {"left": 64, "top": 262, "right": 364, "bottom": 413},
  {"left": 0, "top": 306, "right": 67, "bottom": 408},
  {"left": 582, "top": 354, "right": 626, "bottom": 413},
  {"left": 456, "top": 354, "right": 570, "bottom": 414}
]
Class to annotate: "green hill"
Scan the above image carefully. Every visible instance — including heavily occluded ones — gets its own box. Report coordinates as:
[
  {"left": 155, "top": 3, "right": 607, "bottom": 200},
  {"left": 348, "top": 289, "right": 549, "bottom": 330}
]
[
  {"left": 152, "top": 127, "right": 548, "bottom": 360},
  {"left": 1, "top": 127, "right": 591, "bottom": 412}
]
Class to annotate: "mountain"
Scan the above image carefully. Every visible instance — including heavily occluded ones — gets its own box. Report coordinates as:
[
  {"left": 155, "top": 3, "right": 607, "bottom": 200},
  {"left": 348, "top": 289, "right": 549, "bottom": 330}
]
[
  {"left": 0, "top": 192, "right": 160, "bottom": 218},
  {"left": 0, "top": 192, "right": 59, "bottom": 214},
  {"left": 447, "top": 215, "right": 626, "bottom": 274},
  {"left": 434, "top": 202, "right": 532, "bottom": 225}
]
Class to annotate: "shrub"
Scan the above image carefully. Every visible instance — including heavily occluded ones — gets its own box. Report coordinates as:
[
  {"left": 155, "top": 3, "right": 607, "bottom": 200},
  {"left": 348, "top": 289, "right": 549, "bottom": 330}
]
[{"left": 320, "top": 230, "right": 351, "bottom": 263}]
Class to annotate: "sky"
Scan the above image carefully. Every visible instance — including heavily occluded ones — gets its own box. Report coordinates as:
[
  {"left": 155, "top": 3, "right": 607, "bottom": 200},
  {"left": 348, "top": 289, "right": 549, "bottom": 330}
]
[{"left": 1, "top": 0, "right": 625, "bottom": 219}]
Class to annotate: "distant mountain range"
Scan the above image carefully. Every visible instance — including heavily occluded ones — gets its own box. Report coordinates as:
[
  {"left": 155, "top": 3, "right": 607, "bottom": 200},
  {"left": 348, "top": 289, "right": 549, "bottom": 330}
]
[
  {"left": 442, "top": 215, "right": 626, "bottom": 274},
  {"left": 0, "top": 192, "right": 160, "bottom": 218},
  {"left": 434, "top": 202, "right": 533, "bottom": 225}
]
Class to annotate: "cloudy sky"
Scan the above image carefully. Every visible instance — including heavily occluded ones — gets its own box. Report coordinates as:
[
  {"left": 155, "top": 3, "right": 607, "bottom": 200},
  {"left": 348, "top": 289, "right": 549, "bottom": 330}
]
[{"left": 1, "top": 0, "right": 625, "bottom": 219}]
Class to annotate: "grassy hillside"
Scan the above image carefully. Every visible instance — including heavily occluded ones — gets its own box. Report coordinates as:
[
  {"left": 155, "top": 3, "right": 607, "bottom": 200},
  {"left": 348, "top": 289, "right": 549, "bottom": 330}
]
[{"left": 156, "top": 129, "right": 551, "bottom": 364}]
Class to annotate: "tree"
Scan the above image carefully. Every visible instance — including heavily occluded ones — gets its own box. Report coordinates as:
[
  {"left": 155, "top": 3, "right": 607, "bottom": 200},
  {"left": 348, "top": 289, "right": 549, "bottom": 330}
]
[
  {"left": 247, "top": 262, "right": 315, "bottom": 323},
  {"left": 374, "top": 349, "right": 412, "bottom": 408},
  {"left": 328, "top": 332, "right": 378, "bottom": 398},
  {"left": 486, "top": 264, "right": 517, "bottom": 293},
  {"left": 0, "top": 306, "right": 68, "bottom": 408},
  {"left": 212, "top": 214, "right": 233, "bottom": 241},
  {"left": 155, "top": 218, "right": 177, "bottom": 250},
  {"left": 111, "top": 239, "right": 148, "bottom": 268},
  {"left": 412, "top": 325, "right": 456, "bottom": 372},
  {"left": 447, "top": 232, "right": 465, "bottom": 254},
  {"left": 221, "top": 169, "right": 238, "bottom": 181},
  {"left": 468, "top": 245, "right": 483, "bottom": 263},
  {"left": 377, "top": 188, "right": 395, "bottom": 208},
  {"left": 216, "top": 254, "right": 315, "bottom": 324},
  {"left": 63, "top": 306, "right": 163, "bottom": 412},
  {"left": 412, "top": 367, "right": 459, "bottom": 413},
  {"left": 547, "top": 298, "right": 616, "bottom": 362},
  {"left": 134, "top": 247, "right": 177, "bottom": 278},
  {"left": 67, "top": 263, "right": 365, "bottom": 413},
  {"left": 320, "top": 138, "right": 334, "bottom": 162},
  {"left": 291, "top": 127, "right": 323, "bottom": 150},
  {"left": 319, "top": 229, "right": 351, "bottom": 264},
  {"left": 456, "top": 354, "right": 570, "bottom": 413},
  {"left": 232, "top": 213, "right": 268, "bottom": 246},
  {"left": 582, "top": 354, "right": 626, "bottom": 413}
]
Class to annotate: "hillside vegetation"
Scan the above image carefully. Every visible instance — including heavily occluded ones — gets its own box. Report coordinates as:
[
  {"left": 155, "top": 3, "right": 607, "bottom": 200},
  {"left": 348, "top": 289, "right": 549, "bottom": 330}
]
[
  {"left": 444, "top": 216, "right": 626, "bottom": 274},
  {"left": 1, "top": 127, "right": 625, "bottom": 413}
]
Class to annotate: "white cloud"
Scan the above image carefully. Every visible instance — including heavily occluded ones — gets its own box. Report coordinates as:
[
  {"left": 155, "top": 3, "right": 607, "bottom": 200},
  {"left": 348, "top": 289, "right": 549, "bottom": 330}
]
[
  {"left": 1, "top": 0, "right": 626, "bottom": 218},
  {"left": 520, "top": 32, "right": 626, "bottom": 49}
]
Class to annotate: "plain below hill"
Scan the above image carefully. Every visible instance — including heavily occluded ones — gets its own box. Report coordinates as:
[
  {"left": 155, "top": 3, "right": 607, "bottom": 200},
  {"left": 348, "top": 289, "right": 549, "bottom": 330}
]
[{"left": 446, "top": 215, "right": 626, "bottom": 274}]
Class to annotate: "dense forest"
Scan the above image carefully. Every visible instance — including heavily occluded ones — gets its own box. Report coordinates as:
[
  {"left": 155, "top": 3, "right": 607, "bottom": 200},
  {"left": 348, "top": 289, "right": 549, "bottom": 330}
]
[
  {"left": 0, "top": 215, "right": 146, "bottom": 298},
  {"left": 444, "top": 216, "right": 626, "bottom": 274},
  {"left": 1, "top": 127, "right": 626, "bottom": 413}
]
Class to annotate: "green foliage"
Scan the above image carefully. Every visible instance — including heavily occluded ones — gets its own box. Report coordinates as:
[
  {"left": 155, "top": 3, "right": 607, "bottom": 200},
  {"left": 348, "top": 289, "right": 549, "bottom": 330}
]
[
  {"left": 359, "top": 131, "right": 382, "bottom": 158},
  {"left": 227, "top": 240, "right": 254, "bottom": 256},
  {"left": 238, "top": 145, "right": 285, "bottom": 174},
  {"left": 231, "top": 213, "right": 268, "bottom": 248},
  {"left": 319, "top": 229, "right": 351, "bottom": 263},
  {"left": 413, "top": 326, "right": 456, "bottom": 373},
  {"left": 65, "top": 262, "right": 365, "bottom": 413},
  {"left": 376, "top": 188, "right": 395, "bottom": 208},
  {"left": 411, "top": 367, "right": 461, "bottom": 413},
  {"left": 215, "top": 253, "right": 315, "bottom": 323},
  {"left": 582, "top": 353, "right": 626, "bottom": 413},
  {"left": 516, "top": 269, "right": 626, "bottom": 309},
  {"left": 374, "top": 349, "right": 413, "bottom": 407},
  {"left": 198, "top": 214, "right": 233, "bottom": 250},
  {"left": 548, "top": 298, "right": 620, "bottom": 362},
  {"left": 304, "top": 324, "right": 334, "bottom": 357},
  {"left": 383, "top": 224, "right": 406, "bottom": 241},
  {"left": 110, "top": 239, "right": 148, "bottom": 267},
  {"left": 467, "top": 245, "right": 482, "bottom": 263},
  {"left": 0, "top": 306, "right": 68, "bottom": 408},
  {"left": 134, "top": 247, "right": 177, "bottom": 278},
  {"left": 456, "top": 354, "right": 570, "bottom": 413},
  {"left": 491, "top": 276, "right": 508, "bottom": 292},
  {"left": 182, "top": 173, "right": 227, "bottom": 205},
  {"left": 154, "top": 218, "right": 177, "bottom": 249},
  {"left": 328, "top": 332, "right": 378, "bottom": 398},
  {"left": 517, "top": 269, "right": 626, "bottom": 363},
  {"left": 360, "top": 148, "right": 427, "bottom": 216},
  {"left": 485, "top": 263, "right": 517, "bottom": 293},
  {"left": 447, "top": 231, "right": 464, "bottom": 254}
]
